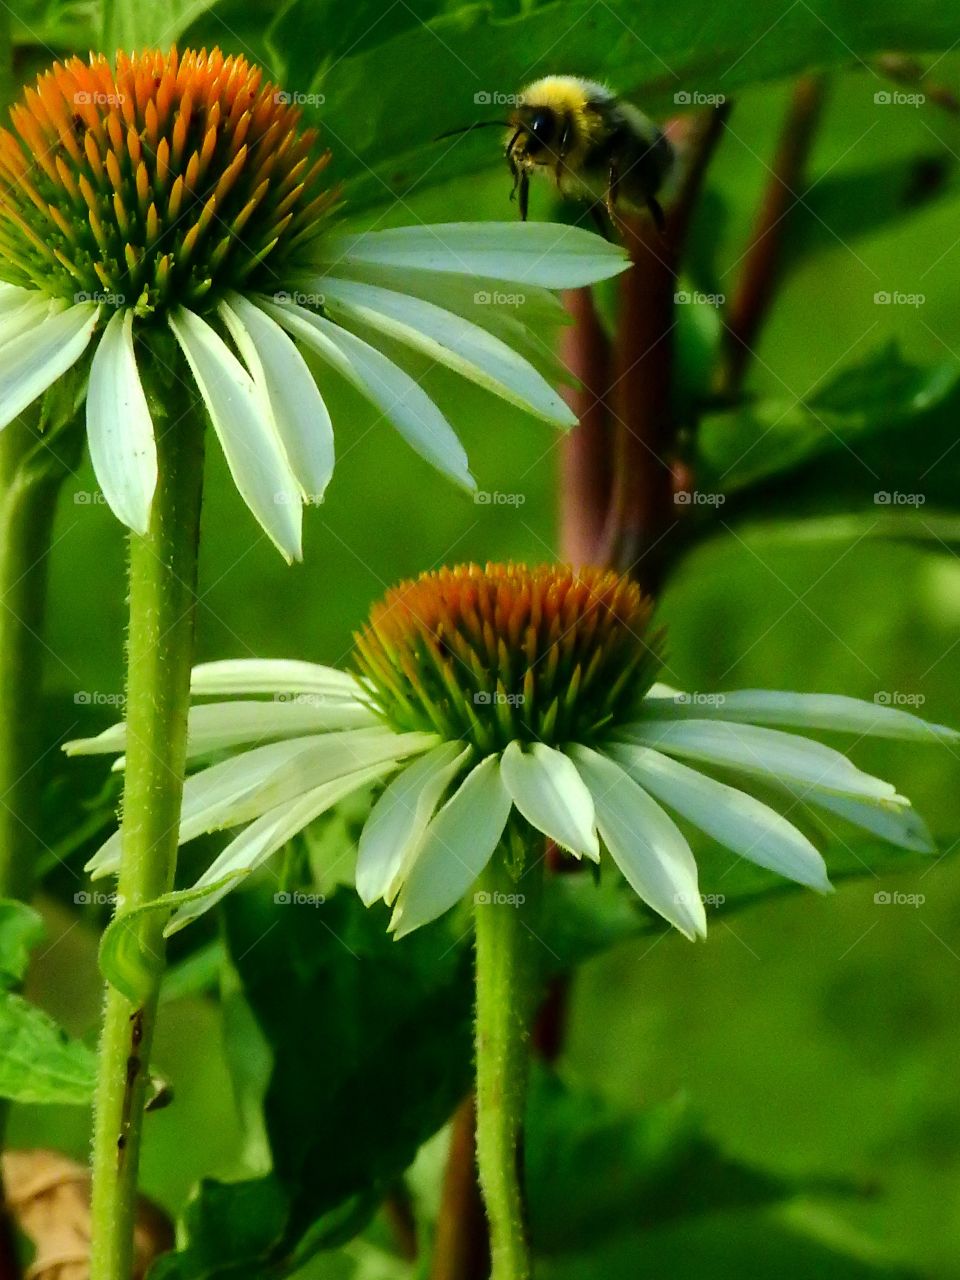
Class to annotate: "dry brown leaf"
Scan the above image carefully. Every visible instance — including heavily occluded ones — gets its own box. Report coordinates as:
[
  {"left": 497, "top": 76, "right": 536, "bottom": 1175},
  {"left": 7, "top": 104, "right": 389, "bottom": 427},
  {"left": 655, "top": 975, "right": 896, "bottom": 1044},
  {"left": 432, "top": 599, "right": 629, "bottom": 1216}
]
[{"left": 1, "top": 1150, "right": 173, "bottom": 1280}]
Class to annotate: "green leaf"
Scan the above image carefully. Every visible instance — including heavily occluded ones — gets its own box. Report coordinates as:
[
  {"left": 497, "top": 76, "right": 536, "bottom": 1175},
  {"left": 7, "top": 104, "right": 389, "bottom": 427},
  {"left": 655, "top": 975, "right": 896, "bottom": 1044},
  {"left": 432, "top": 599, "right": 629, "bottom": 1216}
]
[
  {"left": 541, "top": 836, "right": 957, "bottom": 970},
  {"left": 101, "top": 0, "right": 225, "bottom": 50},
  {"left": 526, "top": 1070, "right": 853, "bottom": 1255},
  {"left": 698, "top": 344, "right": 959, "bottom": 494},
  {"left": 0, "top": 989, "right": 96, "bottom": 1104},
  {"left": 154, "top": 887, "right": 473, "bottom": 1278},
  {"left": 98, "top": 874, "right": 249, "bottom": 1003},
  {"left": 0, "top": 899, "right": 45, "bottom": 987},
  {"left": 292, "top": 0, "right": 960, "bottom": 211}
]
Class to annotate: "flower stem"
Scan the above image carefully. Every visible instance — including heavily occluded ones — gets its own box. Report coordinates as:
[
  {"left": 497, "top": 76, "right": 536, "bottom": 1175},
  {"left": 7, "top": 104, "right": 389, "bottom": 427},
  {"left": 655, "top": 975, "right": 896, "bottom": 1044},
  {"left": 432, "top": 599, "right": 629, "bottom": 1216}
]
[
  {"left": 473, "top": 845, "right": 543, "bottom": 1280},
  {"left": 89, "top": 380, "right": 204, "bottom": 1280}
]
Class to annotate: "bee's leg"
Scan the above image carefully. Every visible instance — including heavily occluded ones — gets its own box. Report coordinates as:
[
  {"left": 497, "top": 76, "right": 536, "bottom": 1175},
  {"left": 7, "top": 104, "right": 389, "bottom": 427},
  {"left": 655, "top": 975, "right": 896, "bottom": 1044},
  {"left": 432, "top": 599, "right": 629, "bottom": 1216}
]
[
  {"left": 518, "top": 169, "right": 529, "bottom": 221},
  {"left": 646, "top": 195, "right": 667, "bottom": 234},
  {"left": 604, "top": 162, "right": 621, "bottom": 224},
  {"left": 555, "top": 120, "right": 571, "bottom": 188}
]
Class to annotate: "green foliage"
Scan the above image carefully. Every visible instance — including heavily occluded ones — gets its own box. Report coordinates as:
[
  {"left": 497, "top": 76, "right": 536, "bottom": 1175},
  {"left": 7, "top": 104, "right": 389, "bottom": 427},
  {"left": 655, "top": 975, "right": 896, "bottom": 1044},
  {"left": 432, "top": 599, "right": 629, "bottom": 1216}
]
[{"left": 0, "top": 900, "right": 96, "bottom": 1104}]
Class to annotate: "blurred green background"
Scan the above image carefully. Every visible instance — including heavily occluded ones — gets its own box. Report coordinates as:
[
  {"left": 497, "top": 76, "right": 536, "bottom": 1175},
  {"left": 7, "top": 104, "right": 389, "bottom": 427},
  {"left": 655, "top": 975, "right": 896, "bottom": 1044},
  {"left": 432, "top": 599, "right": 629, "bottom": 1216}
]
[{"left": 7, "top": 3, "right": 960, "bottom": 1276}]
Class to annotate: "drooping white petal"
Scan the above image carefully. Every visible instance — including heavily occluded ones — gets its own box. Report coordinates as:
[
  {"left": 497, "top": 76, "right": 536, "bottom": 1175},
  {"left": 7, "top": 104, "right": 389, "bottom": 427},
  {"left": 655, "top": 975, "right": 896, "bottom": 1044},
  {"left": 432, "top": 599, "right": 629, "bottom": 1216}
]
[
  {"left": 570, "top": 746, "right": 706, "bottom": 939},
  {"left": 0, "top": 302, "right": 98, "bottom": 430},
  {"left": 0, "top": 294, "right": 58, "bottom": 349},
  {"left": 190, "top": 658, "right": 365, "bottom": 701},
  {"left": 84, "top": 728, "right": 436, "bottom": 878},
  {"left": 317, "top": 277, "right": 576, "bottom": 426},
  {"left": 168, "top": 306, "right": 303, "bottom": 561},
  {"left": 499, "top": 741, "right": 599, "bottom": 861},
  {"left": 66, "top": 697, "right": 378, "bottom": 761},
  {"left": 165, "top": 761, "right": 396, "bottom": 934},
  {"left": 785, "top": 786, "right": 936, "bottom": 854},
  {"left": 390, "top": 754, "right": 511, "bottom": 939},
  {"left": 219, "top": 293, "right": 334, "bottom": 502},
  {"left": 85, "top": 309, "right": 157, "bottom": 534},
  {"left": 0, "top": 282, "right": 33, "bottom": 313},
  {"left": 319, "top": 222, "right": 629, "bottom": 288},
  {"left": 611, "top": 742, "right": 831, "bottom": 892},
  {"left": 264, "top": 299, "right": 474, "bottom": 490},
  {"left": 626, "top": 719, "right": 901, "bottom": 804},
  {"left": 356, "top": 741, "right": 473, "bottom": 906},
  {"left": 641, "top": 688, "right": 959, "bottom": 743}
]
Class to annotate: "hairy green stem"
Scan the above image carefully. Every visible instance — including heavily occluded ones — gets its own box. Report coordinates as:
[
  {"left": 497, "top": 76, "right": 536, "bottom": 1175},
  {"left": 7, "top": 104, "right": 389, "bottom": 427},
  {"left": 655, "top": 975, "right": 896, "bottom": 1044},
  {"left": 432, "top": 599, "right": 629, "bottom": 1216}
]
[
  {"left": 474, "top": 845, "right": 544, "bottom": 1280},
  {"left": 89, "top": 392, "right": 204, "bottom": 1280}
]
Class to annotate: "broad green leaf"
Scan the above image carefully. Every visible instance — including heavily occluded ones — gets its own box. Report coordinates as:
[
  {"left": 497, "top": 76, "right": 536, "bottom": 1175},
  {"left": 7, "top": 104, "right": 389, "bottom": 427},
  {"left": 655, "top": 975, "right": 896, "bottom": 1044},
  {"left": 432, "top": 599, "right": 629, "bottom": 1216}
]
[
  {"left": 101, "top": 0, "right": 224, "bottom": 50},
  {"left": 698, "top": 344, "right": 959, "bottom": 494},
  {"left": 296, "top": 0, "right": 960, "bottom": 211},
  {"left": 540, "top": 836, "right": 957, "bottom": 970},
  {"left": 526, "top": 1070, "right": 852, "bottom": 1254},
  {"left": 0, "top": 990, "right": 96, "bottom": 1104},
  {"left": 0, "top": 899, "right": 45, "bottom": 987},
  {"left": 153, "top": 888, "right": 473, "bottom": 1278}
]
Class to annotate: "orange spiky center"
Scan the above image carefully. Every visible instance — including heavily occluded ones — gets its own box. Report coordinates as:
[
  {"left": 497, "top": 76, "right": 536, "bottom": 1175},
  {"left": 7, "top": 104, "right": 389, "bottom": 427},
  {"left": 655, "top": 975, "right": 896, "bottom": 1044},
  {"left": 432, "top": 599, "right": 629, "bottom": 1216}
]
[
  {"left": 0, "top": 47, "right": 336, "bottom": 314},
  {"left": 354, "top": 562, "right": 660, "bottom": 753}
]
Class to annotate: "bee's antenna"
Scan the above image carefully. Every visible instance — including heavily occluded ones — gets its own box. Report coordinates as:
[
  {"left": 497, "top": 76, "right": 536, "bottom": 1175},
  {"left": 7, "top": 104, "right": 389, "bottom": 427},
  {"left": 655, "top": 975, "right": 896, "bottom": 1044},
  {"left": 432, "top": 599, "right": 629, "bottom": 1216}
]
[{"left": 434, "top": 120, "right": 512, "bottom": 141}]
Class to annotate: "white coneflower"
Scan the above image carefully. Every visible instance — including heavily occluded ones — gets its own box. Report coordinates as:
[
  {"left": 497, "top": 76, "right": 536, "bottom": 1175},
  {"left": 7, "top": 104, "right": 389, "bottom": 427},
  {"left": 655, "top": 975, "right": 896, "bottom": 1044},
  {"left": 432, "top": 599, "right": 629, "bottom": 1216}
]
[
  {"left": 70, "top": 562, "right": 955, "bottom": 938},
  {"left": 0, "top": 49, "right": 627, "bottom": 559}
]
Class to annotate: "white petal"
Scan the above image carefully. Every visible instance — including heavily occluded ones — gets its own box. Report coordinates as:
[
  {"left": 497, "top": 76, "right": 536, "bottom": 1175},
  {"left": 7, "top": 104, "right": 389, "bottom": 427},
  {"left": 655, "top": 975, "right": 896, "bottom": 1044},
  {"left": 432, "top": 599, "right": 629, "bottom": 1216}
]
[
  {"left": 787, "top": 787, "right": 935, "bottom": 854},
  {"left": 0, "top": 302, "right": 98, "bottom": 430},
  {"left": 627, "top": 719, "right": 900, "bottom": 804},
  {"left": 165, "top": 761, "right": 395, "bottom": 934},
  {"left": 642, "top": 688, "right": 959, "bottom": 743},
  {"left": 390, "top": 754, "right": 511, "bottom": 939},
  {"left": 356, "top": 741, "right": 472, "bottom": 906},
  {"left": 264, "top": 299, "right": 474, "bottom": 490},
  {"left": 85, "top": 309, "right": 157, "bottom": 534},
  {"left": 83, "top": 728, "right": 437, "bottom": 878},
  {"left": 190, "top": 658, "right": 364, "bottom": 701},
  {"left": 611, "top": 742, "right": 831, "bottom": 892},
  {"left": 320, "top": 222, "right": 629, "bottom": 288},
  {"left": 570, "top": 746, "right": 706, "bottom": 939},
  {"left": 0, "top": 283, "right": 34, "bottom": 313},
  {"left": 317, "top": 277, "right": 575, "bottom": 427},
  {"left": 66, "top": 697, "right": 378, "bottom": 761},
  {"left": 219, "top": 293, "right": 334, "bottom": 502},
  {"left": 168, "top": 306, "right": 302, "bottom": 561},
  {"left": 0, "top": 294, "right": 58, "bottom": 349},
  {"left": 500, "top": 741, "right": 599, "bottom": 861}
]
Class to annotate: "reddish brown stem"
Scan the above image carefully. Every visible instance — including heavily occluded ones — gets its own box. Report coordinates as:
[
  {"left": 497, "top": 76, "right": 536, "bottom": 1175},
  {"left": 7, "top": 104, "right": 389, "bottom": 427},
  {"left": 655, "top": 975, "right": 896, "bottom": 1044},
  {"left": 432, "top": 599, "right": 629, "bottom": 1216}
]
[
  {"left": 429, "top": 1096, "right": 490, "bottom": 1280},
  {"left": 721, "top": 75, "right": 826, "bottom": 395}
]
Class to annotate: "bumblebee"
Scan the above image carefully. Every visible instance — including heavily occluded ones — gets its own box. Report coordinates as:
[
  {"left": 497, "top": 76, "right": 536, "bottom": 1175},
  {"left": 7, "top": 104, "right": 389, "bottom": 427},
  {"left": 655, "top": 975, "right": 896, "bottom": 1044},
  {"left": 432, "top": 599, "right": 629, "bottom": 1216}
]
[{"left": 504, "top": 77, "right": 673, "bottom": 231}]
